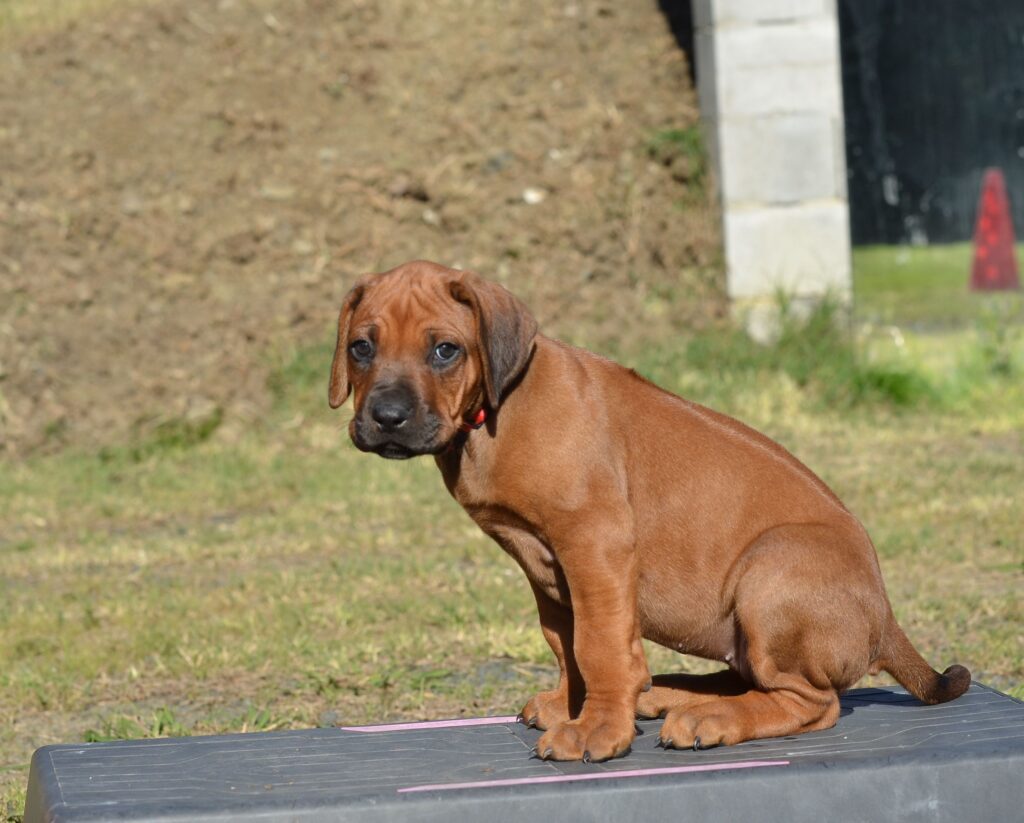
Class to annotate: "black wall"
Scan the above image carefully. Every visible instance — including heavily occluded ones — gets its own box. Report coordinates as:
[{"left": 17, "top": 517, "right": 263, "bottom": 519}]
[{"left": 840, "top": 0, "right": 1024, "bottom": 245}]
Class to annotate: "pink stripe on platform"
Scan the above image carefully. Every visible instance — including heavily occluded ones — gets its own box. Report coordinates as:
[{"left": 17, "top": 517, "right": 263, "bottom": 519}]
[
  {"left": 340, "top": 715, "right": 519, "bottom": 733},
  {"left": 398, "top": 759, "right": 790, "bottom": 793}
]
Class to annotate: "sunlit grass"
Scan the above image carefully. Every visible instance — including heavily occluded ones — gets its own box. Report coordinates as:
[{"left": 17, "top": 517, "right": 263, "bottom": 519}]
[{"left": 853, "top": 243, "right": 1024, "bottom": 327}]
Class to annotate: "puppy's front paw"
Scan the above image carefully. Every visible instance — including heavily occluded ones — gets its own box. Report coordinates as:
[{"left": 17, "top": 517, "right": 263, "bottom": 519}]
[
  {"left": 535, "top": 709, "right": 634, "bottom": 762},
  {"left": 519, "top": 688, "right": 570, "bottom": 730}
]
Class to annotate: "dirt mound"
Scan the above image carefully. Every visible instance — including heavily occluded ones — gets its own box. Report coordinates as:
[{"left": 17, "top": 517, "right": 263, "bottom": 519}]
[{"left": 0, "top": 0, "right": 722, "bottom": 455}]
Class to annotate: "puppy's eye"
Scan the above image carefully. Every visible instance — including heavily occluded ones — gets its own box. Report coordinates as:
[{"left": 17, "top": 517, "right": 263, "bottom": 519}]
[
  {"left": 349, "top": 339, "right": 374, "bottom": 361},
  {"left": 433, "top": 342, "right": 461, "bottom": 364}
]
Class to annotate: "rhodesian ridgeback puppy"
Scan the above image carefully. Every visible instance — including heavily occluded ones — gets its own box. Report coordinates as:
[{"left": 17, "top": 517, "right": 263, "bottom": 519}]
[{"left": 328, "top": 260, "right": 971, "bottom": 762}]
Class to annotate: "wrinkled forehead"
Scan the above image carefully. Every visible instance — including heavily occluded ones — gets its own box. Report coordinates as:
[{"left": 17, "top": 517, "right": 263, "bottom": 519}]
[{"left": 351, "top": 270, "right": 474, "bottom": 343}]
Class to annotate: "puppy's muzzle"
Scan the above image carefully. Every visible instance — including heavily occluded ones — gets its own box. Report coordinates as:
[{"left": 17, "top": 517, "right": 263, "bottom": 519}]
[{"left": 352, "top": 382, "right": 444, "bottom": 459}]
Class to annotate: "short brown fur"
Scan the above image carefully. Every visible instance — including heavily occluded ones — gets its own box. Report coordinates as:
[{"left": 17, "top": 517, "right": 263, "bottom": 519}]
[{"left": 328, "top": 260, "right": 970, "bottom": 761}]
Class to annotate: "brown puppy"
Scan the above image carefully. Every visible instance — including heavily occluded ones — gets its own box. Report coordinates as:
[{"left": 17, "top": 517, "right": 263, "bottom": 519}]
[{"left": 328, "top": 260, "right": 970, "bottom": 762}]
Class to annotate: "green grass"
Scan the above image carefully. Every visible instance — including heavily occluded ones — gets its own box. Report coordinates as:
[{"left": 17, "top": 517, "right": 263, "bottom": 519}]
[
  {"left": 2, "top": 309, "right": 1022, "bottom": 818},
  {"left": 853, "top": 243, "right": 1024, "bottom": 327},
  {"left": 0, "top": 0, "right": 136, "bottom": 33},
  {"left": 646, "top": 125, "right": 708, "bottom": 203},
  {"left": 681, "top": 299, "right": 937, "bottom": 408},
  {"left": 631, "top": 293, "right": 1022, "bottom": 419},
  {"left": 83, "top": 707, "right": 191, "bottom": 743}
]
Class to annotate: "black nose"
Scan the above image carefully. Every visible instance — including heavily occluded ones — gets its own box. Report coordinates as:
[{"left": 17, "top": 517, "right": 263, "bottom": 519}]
[{"left": 370, "top": 397, "right": 413, "bottom": 431}]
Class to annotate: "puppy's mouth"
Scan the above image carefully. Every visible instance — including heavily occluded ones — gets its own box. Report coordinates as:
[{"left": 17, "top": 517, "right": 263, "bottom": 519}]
[
  {"left": 351, "top": 416, "right": 449, "bottom": 460},
  {"left": 361, "top": 438, "right": 450, "bottom": 460},
  {"left": 375, "top": 442, "right": 418, "bottom": 460}
]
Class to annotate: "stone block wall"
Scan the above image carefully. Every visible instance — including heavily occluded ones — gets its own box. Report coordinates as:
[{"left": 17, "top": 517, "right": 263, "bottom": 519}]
[{"left": 693, "top": 0, "right": 851, "bottom": 333}]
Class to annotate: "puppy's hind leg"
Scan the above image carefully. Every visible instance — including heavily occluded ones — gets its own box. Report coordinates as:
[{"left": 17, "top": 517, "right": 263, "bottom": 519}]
[
  {"left": 636, "top": 670, "right": 749, "bottom": 720},
  {"left": 658, "top": 679, "right": 840, "bottom": 749},
  {"left": 658, "top": 523, "right": 881, "bottom": 749}
]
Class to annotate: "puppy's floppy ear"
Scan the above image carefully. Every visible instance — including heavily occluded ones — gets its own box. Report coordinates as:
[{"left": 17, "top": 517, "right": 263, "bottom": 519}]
[
  {"left": 450, "top": 273, "right": 538, "bottom": 408},
  {"left": 328, "top": 282, "right": 367, "bottom": 409}
]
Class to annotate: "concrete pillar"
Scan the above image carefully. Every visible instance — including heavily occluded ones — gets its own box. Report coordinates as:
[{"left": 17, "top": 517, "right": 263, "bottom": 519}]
[{"left": 693, "top": 0, "right": 851, "bottom": 339}]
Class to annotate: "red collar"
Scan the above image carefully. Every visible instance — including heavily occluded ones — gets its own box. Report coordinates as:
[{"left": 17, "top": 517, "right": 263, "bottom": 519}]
[{"left": 458, "top": 407, "right": 487, "bottom": 433}]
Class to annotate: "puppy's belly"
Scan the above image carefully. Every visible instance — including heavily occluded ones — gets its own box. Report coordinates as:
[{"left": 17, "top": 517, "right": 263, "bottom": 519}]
[
  {"left": 640, "top": 618, "right": 734, "bottom": 663},
  {"left": 637, "top": 582, "right": 735, "bottom": 663}
]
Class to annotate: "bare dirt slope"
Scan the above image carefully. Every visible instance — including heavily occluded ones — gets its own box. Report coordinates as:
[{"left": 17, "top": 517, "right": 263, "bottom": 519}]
[{"left": 0, "top": 0, "right": 722, "bottom": 455}]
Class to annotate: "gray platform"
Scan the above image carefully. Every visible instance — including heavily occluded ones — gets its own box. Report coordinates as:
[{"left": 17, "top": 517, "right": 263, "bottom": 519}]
[{"left": 25, "top": 683, "right": 1024, "bottom": 822}]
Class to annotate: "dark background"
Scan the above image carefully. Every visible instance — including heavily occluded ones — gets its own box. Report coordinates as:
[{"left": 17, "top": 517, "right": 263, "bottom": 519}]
[
  {"left": 656, "top": 0, "right": 1024, "bottom": 246},
  {"left": 840, "top": 0, "right": 1024, "bottom": 245}
]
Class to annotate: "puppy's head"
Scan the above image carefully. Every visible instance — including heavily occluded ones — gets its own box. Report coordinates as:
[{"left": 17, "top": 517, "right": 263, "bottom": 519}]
[{"left": 328, "top": 260, "right": 537, "bottom": 459}]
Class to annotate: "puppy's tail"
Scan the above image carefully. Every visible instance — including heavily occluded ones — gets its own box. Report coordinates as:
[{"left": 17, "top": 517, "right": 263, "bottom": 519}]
[{"left": 878, "top": 616, "right": 971, "bottom": 704}]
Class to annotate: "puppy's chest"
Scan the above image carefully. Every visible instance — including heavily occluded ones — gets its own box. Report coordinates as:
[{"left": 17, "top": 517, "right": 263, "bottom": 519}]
[{"left": 467, "top": 507, "right": 568, "bottom": 606}]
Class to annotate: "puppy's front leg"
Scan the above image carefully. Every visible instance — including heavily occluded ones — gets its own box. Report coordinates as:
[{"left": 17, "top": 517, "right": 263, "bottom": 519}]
[
  {"left": 519, "top": 580, "right": 585, "bottom": 730},
  {"left": 536, "top": 517, "right": 649, "bottom": 762}
]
